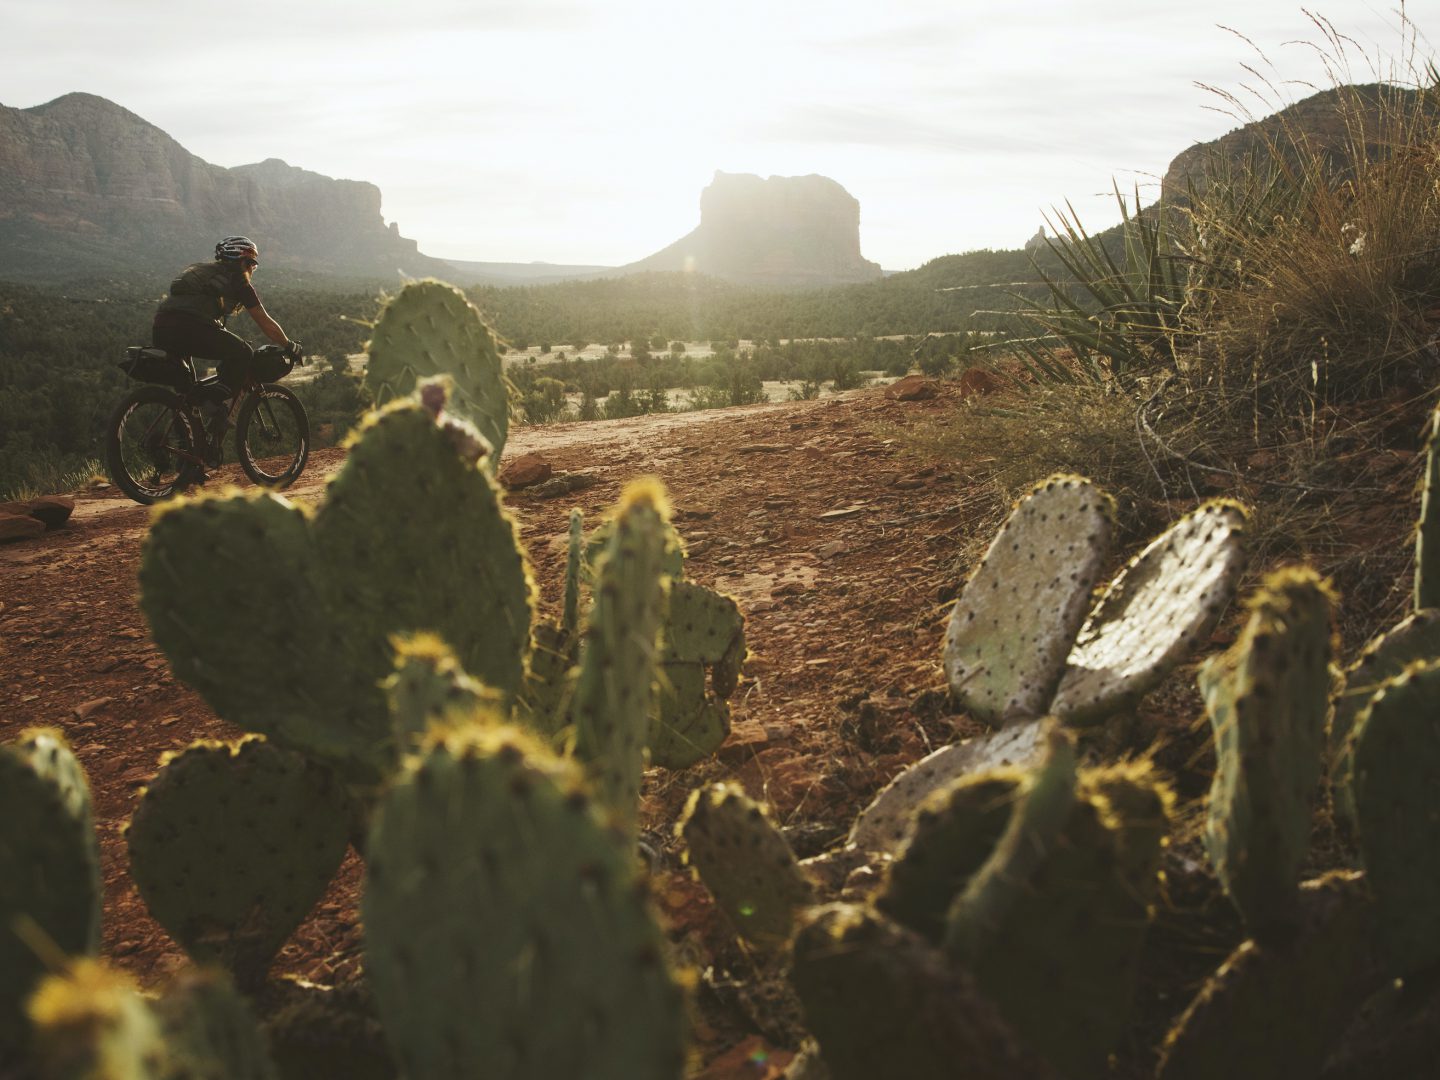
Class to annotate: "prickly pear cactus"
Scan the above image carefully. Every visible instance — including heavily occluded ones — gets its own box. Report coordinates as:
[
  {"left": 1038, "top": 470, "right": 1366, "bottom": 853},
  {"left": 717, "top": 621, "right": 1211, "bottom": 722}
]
[
  {"left": 791, "top": 904, "right": 1054, "bottom": 1080},
  {"left": 1157, "top": 871, "right": 1379, "bottom": 1080},
  {"left": 651, "top": 582, "right": 745, "bottom": 769},
  {"left": 1, "top": 729, "right": 101, "bottom": 1051},
  {"left": 1328, "top": 609, "right": 1440, "bottom": 816},
  {"left": 943, "top": 475, "right": 1115, "bottom": 724},
  {"left": 362, "top": 723, "right": 687, "bottom": 1080},
  {"left": 1202, "top": 567, "right": 1335, "bottom": 937},
  {"left": 1415, "top": 403, "right": 1440, "bottom": 610},
  {"left": 678, "top": 784, "right": 814, "bottom": 949},
  {"left": 384, "top": 633, "right": 499, "bottom": 745},
  {"left": 363, "top": 280, "right": 509, "bottom": 459},
  {"left": 28, "top": 961, "right": 276, "bottom": 1080},
  {"left": 1052, "top": 499, "right": 1248, "bottom": 724},
  {"left": 1347, "top": 658, "right": 1440, "bottom": 975},
  {"left": 571, "top": 480, "right": 671, "bottom": 833},
  {"left": 140, "top": 386, "right": 534, "bottom": 784},
  {"left": 262, "top": 979, "right": 394, "bottom": 1080},
  {"left": 126, "top": 738, "right": 351, "bottom": 990},
  {"left": 875, "top": 771, "right": 1021, "bottom": 943},
  {"left": 848, "top": 718, "right": 1047, "bottom": 855},
  {"left": 944, "top": 735, "right": 1171, "bottom": 1079}
]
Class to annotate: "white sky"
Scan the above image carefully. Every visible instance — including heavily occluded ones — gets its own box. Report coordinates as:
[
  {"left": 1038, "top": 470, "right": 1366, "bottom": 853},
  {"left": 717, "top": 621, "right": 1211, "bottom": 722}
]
[{"left": 0, "top": 1, "right": 1430, "bottom": 270}]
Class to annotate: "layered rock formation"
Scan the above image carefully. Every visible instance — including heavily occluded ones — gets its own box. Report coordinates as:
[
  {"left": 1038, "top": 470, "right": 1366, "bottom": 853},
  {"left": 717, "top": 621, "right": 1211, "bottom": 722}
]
[
  {"left": 0, "top": 93, "right": 449, "bottom": 281},
  {"left": 622, "top": 172, "right": 883, "bottom": 287}
]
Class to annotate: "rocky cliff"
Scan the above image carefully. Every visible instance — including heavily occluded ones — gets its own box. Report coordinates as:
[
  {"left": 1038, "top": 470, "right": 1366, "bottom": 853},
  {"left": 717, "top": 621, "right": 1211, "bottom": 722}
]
[
  {"left": 621, "top": 172, "right": 883, "bottom": 286},
  {"left": 0, "top": 93, "right": 450, "bottom": 281},
  {"left": 1160, "top": 84, "right": 1433, "bottom": 204}
]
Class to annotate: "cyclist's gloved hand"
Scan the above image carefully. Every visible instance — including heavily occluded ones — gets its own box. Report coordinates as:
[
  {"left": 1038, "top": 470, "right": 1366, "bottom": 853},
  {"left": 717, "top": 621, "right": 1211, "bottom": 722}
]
[{"left": 283, "top": 340, "right": 305, "bottom": 364}]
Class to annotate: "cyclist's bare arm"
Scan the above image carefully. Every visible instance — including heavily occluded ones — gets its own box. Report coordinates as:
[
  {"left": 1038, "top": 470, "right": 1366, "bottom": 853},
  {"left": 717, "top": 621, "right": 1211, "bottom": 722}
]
[{"left": 247, "top": 304, "right": 290, "bottom": 346}]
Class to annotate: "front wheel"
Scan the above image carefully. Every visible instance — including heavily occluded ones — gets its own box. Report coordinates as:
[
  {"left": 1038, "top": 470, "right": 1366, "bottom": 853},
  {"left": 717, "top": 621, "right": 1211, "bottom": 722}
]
[
  {"left": 104, "top": 386, "right": 203, "bottom": 505},
  {"left": 236, "top": 384, "right": 309, "bottom": 488}
]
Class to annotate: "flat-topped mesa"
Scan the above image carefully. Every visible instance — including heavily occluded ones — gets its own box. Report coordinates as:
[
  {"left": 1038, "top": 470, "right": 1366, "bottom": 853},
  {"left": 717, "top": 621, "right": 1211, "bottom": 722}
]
[{"left": 622, "top": 171, "right": 884, "bottom": 287}]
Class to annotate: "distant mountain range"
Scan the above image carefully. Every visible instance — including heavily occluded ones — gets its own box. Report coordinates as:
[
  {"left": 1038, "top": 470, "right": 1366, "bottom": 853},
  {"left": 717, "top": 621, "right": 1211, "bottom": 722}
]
[{"left": 0, "top": 94, "right": 885, "bottom": 288}]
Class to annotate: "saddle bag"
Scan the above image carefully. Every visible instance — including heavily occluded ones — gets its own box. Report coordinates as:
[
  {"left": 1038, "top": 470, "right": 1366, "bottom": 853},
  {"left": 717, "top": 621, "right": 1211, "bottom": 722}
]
[{"left": 118, "top": 348, "right": 192, "bottom": 391}]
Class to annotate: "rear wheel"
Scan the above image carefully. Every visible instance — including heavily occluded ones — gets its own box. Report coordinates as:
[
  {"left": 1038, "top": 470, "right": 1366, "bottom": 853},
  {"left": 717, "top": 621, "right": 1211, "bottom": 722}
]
[
  {"left": 236, "top": 384, "right": 309, "bottom": 488},
  {"left": 104, "top": 386, "right": 202, "bottom": 505}
]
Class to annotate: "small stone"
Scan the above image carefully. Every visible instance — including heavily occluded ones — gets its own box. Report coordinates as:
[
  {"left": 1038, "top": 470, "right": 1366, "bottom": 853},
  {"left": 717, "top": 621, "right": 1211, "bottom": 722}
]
[
  {"left": 818, "top": 541, "right": 847, "bottom": 559},
  {"left": 73, "top": 697, "right": 114, "bottom": 720},
  {"left": 955, "top": 367, "right": 1002, "bottom": 398},
  {"left": 884, "top": 374, "right": 938, "bottom": 401},
  {"left": 0, "top": 513, "right": 45, "bottom": 543},
  {"left": 819, "top": 505, "right": 866, "bottom": 520},
  {"left": 0, "top": 496, "right": 75, "bottom": 530}
]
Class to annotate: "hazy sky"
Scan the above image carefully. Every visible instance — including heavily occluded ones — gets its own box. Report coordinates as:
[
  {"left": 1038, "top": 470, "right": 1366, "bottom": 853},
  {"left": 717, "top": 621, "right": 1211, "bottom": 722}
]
[{"left": 1, "top": 1, "right": 1430, "bottom": 270}]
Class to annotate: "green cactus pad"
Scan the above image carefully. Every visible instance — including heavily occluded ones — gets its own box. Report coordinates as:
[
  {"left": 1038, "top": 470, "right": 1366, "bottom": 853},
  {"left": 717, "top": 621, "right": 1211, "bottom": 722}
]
[
  {"left": 791, "top": 904, "right": 1054, "bottom": 1080},
  {"left": 944, "top": 736, "right": 1171, "bottom": 1078},
  {"left": 262, "top": 979, "right": 393, "bottom": 1080},
  {"left": 515, "top": 618, "right": 579, "bottom": 741},
  {"left": 1157, "top": 871, "right": 1379, "bottom": 1080},
  {"left": 875, "top": 771, "right": 1022, "bottom": 943},
  {"left": 1415, "top": 403, "right": 1440, "bottom": 610},
  {"left": 28, "top": 961, "right": 276, "bottom": 1080},
  {"left": 584, "top": 510, "right": 686, "bottom": 584},
  {"left": 1052, "top": 499, "right": 1249, "bottom": 725},
  {"left": 362, "top": 724, "right": 687, "bottom": 1080},
  {"left": 363, "top": 280, "right": 509, "bottom": 458},
  {"left": 1328, "top": 609, "right": 1440, "bottom": 814},
  {"left": 1202, "top": 567, "right": 1335, "bottom": 937},
  {"left": 384, "top": 633, "right": 500, "bottom": 745},
  {"left": 1, "top": 729, "right": 101, "bottom": 1051},
  {"left": 678, "top": 784, "right": 814, "bottom": 949},
  {"left": 649, "top": 582, "right": 745, "bottom": 768},
  {"left": 571, "top": 480, "right": 671, "bottom": 833},
  {"left": 126, "top": 738, "right": 351, "bottom": 990},
  {"left": 943, "top": 475, "right": 1115, "bottom": 724},
  {"left": 1348, "top": 658, "right": 1440, "bottom": 974},
  {"left": 141, "top": 394, "right": 534, "bottom": 784},
  {"left": 848, "top": 718, "right": 1047, "bottom": 853}
]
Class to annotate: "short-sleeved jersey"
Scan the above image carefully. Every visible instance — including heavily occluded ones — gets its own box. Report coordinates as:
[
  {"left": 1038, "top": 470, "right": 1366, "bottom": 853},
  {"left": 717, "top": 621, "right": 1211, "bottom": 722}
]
[{"left": 155, "top": 262, "right": 261, "bottom": 327}]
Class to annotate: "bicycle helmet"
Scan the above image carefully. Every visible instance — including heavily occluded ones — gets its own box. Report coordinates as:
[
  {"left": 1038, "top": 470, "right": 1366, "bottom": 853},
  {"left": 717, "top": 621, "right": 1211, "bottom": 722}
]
[{"left": 215, "top": 236, "right": 259, "bottom": 263}]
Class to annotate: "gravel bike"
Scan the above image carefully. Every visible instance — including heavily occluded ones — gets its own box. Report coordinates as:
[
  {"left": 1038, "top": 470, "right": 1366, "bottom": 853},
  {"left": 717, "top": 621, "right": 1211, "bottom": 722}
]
[{"left": 104, "top": 343, "right": 310, "bottom": 504}]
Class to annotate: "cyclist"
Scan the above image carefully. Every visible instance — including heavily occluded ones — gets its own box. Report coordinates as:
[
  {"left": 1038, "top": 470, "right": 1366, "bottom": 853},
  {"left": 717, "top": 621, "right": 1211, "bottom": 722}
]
[{"left": 152, "top": 236, "right": 303, "bottom": 465}]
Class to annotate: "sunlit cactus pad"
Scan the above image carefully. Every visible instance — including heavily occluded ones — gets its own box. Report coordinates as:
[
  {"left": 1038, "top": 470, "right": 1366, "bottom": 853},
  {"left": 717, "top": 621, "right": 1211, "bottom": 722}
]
[
  {"left": 1052, "top": 499, "right": 1248, "bottom": 724},
  {"left": 140, "top": 394, "right": 534, "bottom": 783},
  {"left": 126, "top": 738, "right": 352, "bottom": 989},
  {"left": 944, "top": 475, "right": 1115, "bottom": 724},
  {"left": 363, "top": 279, "right": 509, "bottom": 458},
  {"left": 0, "top": 729, "right": 101, "bottom": 1049},
  {"left": 651, "top": 581, "right": 746, "bottom": 769},
  {"left": 363, "top": 724, "right": 686, "bottom": 1080},
  {"left": 679, "top": 783, "right": 814, "bottom": 949}
]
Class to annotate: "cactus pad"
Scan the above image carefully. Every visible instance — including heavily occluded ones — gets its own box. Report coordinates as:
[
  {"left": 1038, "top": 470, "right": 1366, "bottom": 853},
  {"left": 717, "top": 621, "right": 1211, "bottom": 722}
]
[
  {"left": 1201, "top": 567, "right": 1334, "bottom": 937},
  {"left": 875, "top": 771, "right": 1021, "bottom": 943},
  {"left": 570, "top": 480, "right": 671, "bottom": 832},
  {"left": 384, "top": 633, "right": 500, "bottom": 745},
  {"left": 651, "top": 582, "right": 746, "bottom": 769},
  {"left": 944, "top": 474, "right": 1115, "bottom": 724},
  {"left": 791, "top": 904, "right": 1052, "bottom": 1080},
  {"left": 1157, "top": 871, "right": 1379, "bottom": 1080},
  {"left": 363, "top": 280, "right": 509, "bottom": 458},
  {"left": 126, "top": 739, "right": 351, "bottom": 989},
  {"left": 848, "top": 718, "right": 1047, "bottom": 853},
  {"left": 1347, "top": 658, "right": 1440, "bottom": 974},
  {"left": 362, "top": 723, "right": 687, "bottom": 1080},
  {"left": 1052, "top": 499, "right": 1248, "bottom": 724},
  {"left": 678, "top": 784, "right": 814, "bottom": 949},
  {"left": 140, "top": 394, "right": 534, "bottom": 783},
  {"left": 1, "top": 729, "right": 101, "bottom": 1050},
  {"left": 1328, "top": 608, "right": 1440, "bottom": 810},
  {"left": 944, "top": 735, "right": 1171, "bottom": 1078}
]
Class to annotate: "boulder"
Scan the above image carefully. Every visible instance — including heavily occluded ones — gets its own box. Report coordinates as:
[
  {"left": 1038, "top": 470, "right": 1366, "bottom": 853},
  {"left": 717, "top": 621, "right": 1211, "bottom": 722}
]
[
  {"left": 0, "top": 513, "right": 46, "bottom": 542},
  {"left": 885, "top": 375, "right": 938, "bottom": 402},
  {"left": 0, "top": 495, "right": 75, "bottom": 529},
  {"left": 498, "top": 452, "right": 553, "bottom": 490}
]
